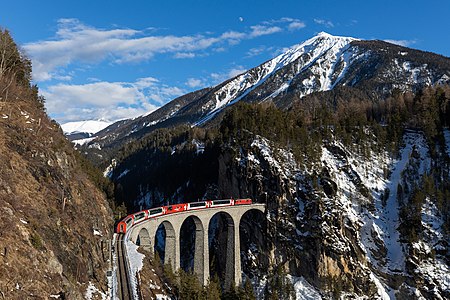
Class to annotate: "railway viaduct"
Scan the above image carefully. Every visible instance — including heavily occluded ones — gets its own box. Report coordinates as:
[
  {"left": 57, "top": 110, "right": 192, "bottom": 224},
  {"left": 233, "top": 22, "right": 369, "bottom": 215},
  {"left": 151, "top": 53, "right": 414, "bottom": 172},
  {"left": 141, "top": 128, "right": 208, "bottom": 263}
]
[{"left": 126, "top": 204, "right": 265, "bottom": 287}]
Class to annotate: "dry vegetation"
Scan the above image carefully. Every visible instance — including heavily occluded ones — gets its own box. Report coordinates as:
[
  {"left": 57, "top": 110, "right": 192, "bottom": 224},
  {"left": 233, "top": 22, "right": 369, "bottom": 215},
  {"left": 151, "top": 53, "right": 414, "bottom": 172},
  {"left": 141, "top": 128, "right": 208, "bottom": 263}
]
[{"left": 0, "top": 28, "right": 113, "bottom": 299}]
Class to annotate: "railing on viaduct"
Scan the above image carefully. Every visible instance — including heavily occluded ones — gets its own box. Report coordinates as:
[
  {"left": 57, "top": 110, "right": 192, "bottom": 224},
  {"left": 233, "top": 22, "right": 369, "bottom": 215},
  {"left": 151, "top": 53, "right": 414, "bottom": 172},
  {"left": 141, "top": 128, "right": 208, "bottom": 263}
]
[{"left": 125, "top": 203, "right": 266, "bottom": 288}]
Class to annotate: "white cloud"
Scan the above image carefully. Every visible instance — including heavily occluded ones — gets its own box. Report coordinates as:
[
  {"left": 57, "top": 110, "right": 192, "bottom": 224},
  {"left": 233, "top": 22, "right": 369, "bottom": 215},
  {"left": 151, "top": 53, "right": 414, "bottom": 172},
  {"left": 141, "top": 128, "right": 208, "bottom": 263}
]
[
  {"left": 246, "top": 46, "right": 267, "bottom": 57},
  {"left": 384, "top": 39, "right": 417, "bottom": 47},
  {"left": 314, "top": 18, "right": 334, "bottom": 28},
  {"left": 186, "top": 78, "right": 204, "bottom": 88},
  {"left": 24, "top": 18, "right": 306, "bottom": 81},
  {"left": 228, "top": 67, "right": 246, "bottom": 78},
  {"left": 288, "top": 21, "right": 306, "bottom": 31},
  {"left": 250, "top": 25, "right": 282, "bottom": 37},
  {"left": 210, "top": 66, "right": 247, "bottom": 84},
  {"left": 42, "top": 77, "right": 185, "bottom": 123},
  {"left": 174, "top": 52, "right": 196, "bottom": 59}
]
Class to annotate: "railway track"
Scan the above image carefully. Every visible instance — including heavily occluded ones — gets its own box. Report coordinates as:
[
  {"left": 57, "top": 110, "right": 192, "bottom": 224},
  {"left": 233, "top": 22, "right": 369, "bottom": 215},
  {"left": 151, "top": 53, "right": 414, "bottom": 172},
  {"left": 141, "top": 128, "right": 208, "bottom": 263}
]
[{"left": 117, "top": 234, "right": 132, "bottom": 300}]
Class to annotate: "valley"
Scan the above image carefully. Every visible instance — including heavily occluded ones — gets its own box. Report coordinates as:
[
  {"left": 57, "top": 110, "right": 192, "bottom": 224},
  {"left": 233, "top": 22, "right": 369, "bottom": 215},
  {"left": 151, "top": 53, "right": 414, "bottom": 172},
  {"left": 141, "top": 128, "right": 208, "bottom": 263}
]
[{"left": 0, "top": 16, "right": 449, "bottom": 299}]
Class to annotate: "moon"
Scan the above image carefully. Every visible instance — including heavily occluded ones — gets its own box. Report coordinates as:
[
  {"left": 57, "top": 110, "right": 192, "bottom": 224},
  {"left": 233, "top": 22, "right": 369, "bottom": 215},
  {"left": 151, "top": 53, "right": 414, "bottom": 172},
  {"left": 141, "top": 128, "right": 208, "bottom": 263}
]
[{"left": 239, "top": 16, "right": 244, "bottom": 22}]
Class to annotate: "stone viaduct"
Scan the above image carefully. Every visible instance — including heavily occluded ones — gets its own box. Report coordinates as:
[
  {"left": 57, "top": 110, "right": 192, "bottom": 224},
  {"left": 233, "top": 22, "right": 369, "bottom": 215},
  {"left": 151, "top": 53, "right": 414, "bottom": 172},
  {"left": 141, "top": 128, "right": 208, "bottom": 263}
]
[{"left": 127, "top": 204, "right": 265, "bottom": 287}]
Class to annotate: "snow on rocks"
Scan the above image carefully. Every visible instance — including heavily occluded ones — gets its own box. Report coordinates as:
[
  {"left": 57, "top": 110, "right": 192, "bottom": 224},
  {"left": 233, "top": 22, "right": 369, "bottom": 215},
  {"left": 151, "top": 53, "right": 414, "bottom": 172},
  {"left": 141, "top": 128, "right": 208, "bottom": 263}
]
[
  {"left": 250, "top": 135, "right": 296, "bottom": 179},
  {"left": 369, "top": 273, "right": 391, "bottom": 300},
  {"left": 84, "top": 282, "right": 107, "bottom": 300},
  {"left": 103, "top": 159, "right": 117, "bottom": 178},
  {"left": 195, "top": 33, "right": 359, "bottom": 126},
  {"left": 289, "top": 276, "right": 323, "bottom": 300},
  {"left": 93, "top": 229, "right": 102, "bottom": 236},
  {"left": 72, "top": 137, "right": 96, "bottom": 146}
]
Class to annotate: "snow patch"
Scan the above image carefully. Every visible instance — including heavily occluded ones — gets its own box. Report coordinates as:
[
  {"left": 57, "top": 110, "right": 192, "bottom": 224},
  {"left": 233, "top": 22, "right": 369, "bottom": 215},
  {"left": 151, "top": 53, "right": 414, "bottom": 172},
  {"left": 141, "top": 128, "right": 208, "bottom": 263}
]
[
  {"left": 289, "top": 276, "right": 322, "bottom": 300},
  {"left": 117, "top": 169, "right": 130, "bottom": 179},
  {"left": 192, "top": 139, "right": 205, "bottom": 154},
  {"left": 84, "top": 282, "right": 107, "bottom": 300},
  {"left": 195, "top": 33, "right": 359, "bottom": 126},
  {"left": 103, "top": 159, "right": 117, "bottom": 178},
  {"left": 369, "top": 273, "right": 391, "bottom": 300},
  {"left": 72, "top": 137, "right": 96, "bottom": 146},
  {"left": 125, "top": 238, "right": 145, "bottom": 299}
]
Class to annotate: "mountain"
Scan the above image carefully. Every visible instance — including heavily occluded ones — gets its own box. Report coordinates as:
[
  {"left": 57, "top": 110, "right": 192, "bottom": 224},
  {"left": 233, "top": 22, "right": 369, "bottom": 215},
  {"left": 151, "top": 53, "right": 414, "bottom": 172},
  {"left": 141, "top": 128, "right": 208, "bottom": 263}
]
[
  {"left": 0, "top": 29, "right": 113, "bottom": 299},
  {"left": 83, "top": 32, "right": 450, "bottom": 160},
  {"left": 105, "top": 87, "right": 450, "bottom": 299},
  {"left": 61, "top": 120, "right": 111, "bottom": 143},
  {"left": 88, "top": 33, "right": 450, "bottom": 298}
]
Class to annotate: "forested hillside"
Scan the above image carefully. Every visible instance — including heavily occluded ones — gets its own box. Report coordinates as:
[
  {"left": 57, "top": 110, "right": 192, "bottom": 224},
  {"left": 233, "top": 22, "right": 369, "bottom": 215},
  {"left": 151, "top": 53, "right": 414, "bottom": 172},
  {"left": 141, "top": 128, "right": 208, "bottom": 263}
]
[{"left": 106, "top": 84, "right": 450, "bottom": 298}]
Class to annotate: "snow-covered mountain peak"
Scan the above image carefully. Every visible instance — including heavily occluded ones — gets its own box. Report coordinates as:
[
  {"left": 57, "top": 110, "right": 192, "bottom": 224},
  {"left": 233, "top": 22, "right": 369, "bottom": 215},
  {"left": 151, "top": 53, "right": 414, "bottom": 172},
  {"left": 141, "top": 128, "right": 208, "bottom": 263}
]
[
  {"left": 195, "top": 32, "right": 361, "bottom": 125},
  {"left": 87, "top": 32, "right": 450, "bottom": 148},
  {"left": 61, "top": 120, "right": 112, "bottom": 135},
  {"left": 279, "top": 32, "right": 359, "bottom": 66}
]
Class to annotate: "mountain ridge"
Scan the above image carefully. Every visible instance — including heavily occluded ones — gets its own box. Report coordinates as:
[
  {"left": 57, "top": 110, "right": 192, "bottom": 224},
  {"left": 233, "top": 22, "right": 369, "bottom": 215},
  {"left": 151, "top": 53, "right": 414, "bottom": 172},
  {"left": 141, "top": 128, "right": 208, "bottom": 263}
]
[{"left": 80, "top": 32, "right": 450, "bottom": 165}]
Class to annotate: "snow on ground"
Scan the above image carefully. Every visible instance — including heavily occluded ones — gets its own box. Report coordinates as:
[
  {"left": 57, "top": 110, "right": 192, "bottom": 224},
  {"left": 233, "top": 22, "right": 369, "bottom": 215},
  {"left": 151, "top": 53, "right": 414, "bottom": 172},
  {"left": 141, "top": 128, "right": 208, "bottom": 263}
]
[
  {"left": 72, "top": 137, "right": 96, "bottom": 146},
  {"left": 84, "top": 282, "right": 107, "bottom": 300},
  {"left": 416, "top": 191, "right": 450, "bottom": 293},
  {"left": 369, "top": 273, "right": 391, "bottom": 300},
  {"left": 103, "top": 159, "right": 117, "bottom": 178},
  {"left": 319, "top": 132, "right": 433, "bottom": 296},
  {"left": 363, "top": 132, "right": 429, "bottom": 273},
  {"left": 250, "top": 135, "right": 297, "bottom": 180},
  {"left": 192, "top": 139, "right": 205, "bottom": 154},
  {"left": 195, "top": 33, "right": 359, "bottom": 126},
  {"left": 111, "top": 233, "right": 118, "bottom": 300},
  {"left": 125, "top": 238, "right": 145, "bottom": 300},
  {"left": 117, "top": 169, "right": 130, "bottom": 179},
  {"left": 415, "top": 255, "right": 450, "bottom": 295},
  {"left": 289, "top": 276, "right": 322, "bottom": 300}
]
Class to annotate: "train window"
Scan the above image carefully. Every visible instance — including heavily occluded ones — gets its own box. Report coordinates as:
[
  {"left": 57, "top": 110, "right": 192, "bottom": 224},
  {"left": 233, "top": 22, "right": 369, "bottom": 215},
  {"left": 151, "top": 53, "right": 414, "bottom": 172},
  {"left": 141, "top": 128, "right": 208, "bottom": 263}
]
[
  {"left": 134, "top": 212, "right": 145, "bottom": 221},
  {"left": 168, "top": 206, "right": 173, "bottom": 211},
  {"left": 149, "top": 208, "right": 163, "bottom": 215},
  {"left": 126, "top": 218, "right": 133, "bottom": 225},
  {"left": 189, "top": 202, "right": 206, "bottom": 208},
  {"left": 212, "top": 199, "right": 231, "bottom": 205}
]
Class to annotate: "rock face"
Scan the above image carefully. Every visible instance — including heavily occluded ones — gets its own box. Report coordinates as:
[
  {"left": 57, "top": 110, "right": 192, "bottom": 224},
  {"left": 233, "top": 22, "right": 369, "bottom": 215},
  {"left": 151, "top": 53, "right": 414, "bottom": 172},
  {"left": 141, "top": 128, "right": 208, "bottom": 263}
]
[
  {"left": 0, "top": 100, "right": 112, "bottom": 299},
  {"left": 107, "top": 125, "right": 449, "bottom": 298}
]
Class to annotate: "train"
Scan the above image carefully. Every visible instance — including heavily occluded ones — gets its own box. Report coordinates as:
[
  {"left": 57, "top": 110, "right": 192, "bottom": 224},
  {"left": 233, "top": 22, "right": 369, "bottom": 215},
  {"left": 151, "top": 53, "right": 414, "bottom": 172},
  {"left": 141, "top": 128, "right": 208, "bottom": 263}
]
[{"left": 116, "top": 198, "right": 252, "bottom": 234}]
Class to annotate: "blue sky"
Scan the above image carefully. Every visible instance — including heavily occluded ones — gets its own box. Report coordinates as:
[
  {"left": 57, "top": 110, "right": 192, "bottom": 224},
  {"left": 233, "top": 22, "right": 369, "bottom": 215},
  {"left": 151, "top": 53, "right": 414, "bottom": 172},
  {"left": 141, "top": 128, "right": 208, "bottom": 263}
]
[{"left": 2, "top": 0, "right": 449, "bottom": 123}]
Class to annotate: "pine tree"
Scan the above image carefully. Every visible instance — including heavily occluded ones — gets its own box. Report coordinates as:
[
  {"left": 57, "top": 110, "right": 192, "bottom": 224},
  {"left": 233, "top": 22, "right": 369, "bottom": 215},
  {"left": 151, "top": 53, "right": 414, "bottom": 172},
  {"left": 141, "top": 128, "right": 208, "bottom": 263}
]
[
  {"left": 0, "top": 28, "right": 32, "bottom": 100},
  {"left": 205, "top": 274, "right": 221, "bottom": 300}
]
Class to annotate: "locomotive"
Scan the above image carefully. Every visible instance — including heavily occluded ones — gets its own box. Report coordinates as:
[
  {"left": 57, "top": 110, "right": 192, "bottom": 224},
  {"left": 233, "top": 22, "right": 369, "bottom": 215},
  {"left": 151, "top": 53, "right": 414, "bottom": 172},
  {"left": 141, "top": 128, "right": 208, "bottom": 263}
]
[{"left": 116, "top": 198, "right": 252, "bottom": 234}]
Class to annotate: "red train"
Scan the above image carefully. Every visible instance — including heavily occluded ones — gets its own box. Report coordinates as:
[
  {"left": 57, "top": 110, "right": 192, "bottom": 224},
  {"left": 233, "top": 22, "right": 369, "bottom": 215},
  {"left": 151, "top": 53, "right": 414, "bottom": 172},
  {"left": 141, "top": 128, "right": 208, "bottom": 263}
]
[{"left": 116, "top": 198, "right": 252, "bottom": 234}]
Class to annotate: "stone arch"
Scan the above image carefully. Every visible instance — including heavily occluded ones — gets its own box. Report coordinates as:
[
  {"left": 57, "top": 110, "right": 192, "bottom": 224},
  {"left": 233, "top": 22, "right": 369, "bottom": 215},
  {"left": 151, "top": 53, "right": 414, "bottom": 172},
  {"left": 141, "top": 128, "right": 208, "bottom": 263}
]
[
  {"left": 180, "top": 215, "right": 207, "bottom": 284},
  {"left": 155, "top": 220, "right": 177, "bottom": 270},
  {"left": 239, "top": 208, "right": 268, "bottom": 280},
  {"left": 136, "top": 227, "right": 151, "bottom": 252},
  {"left": 209, "top": 211, "right": 237, "bottom": 289}
]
